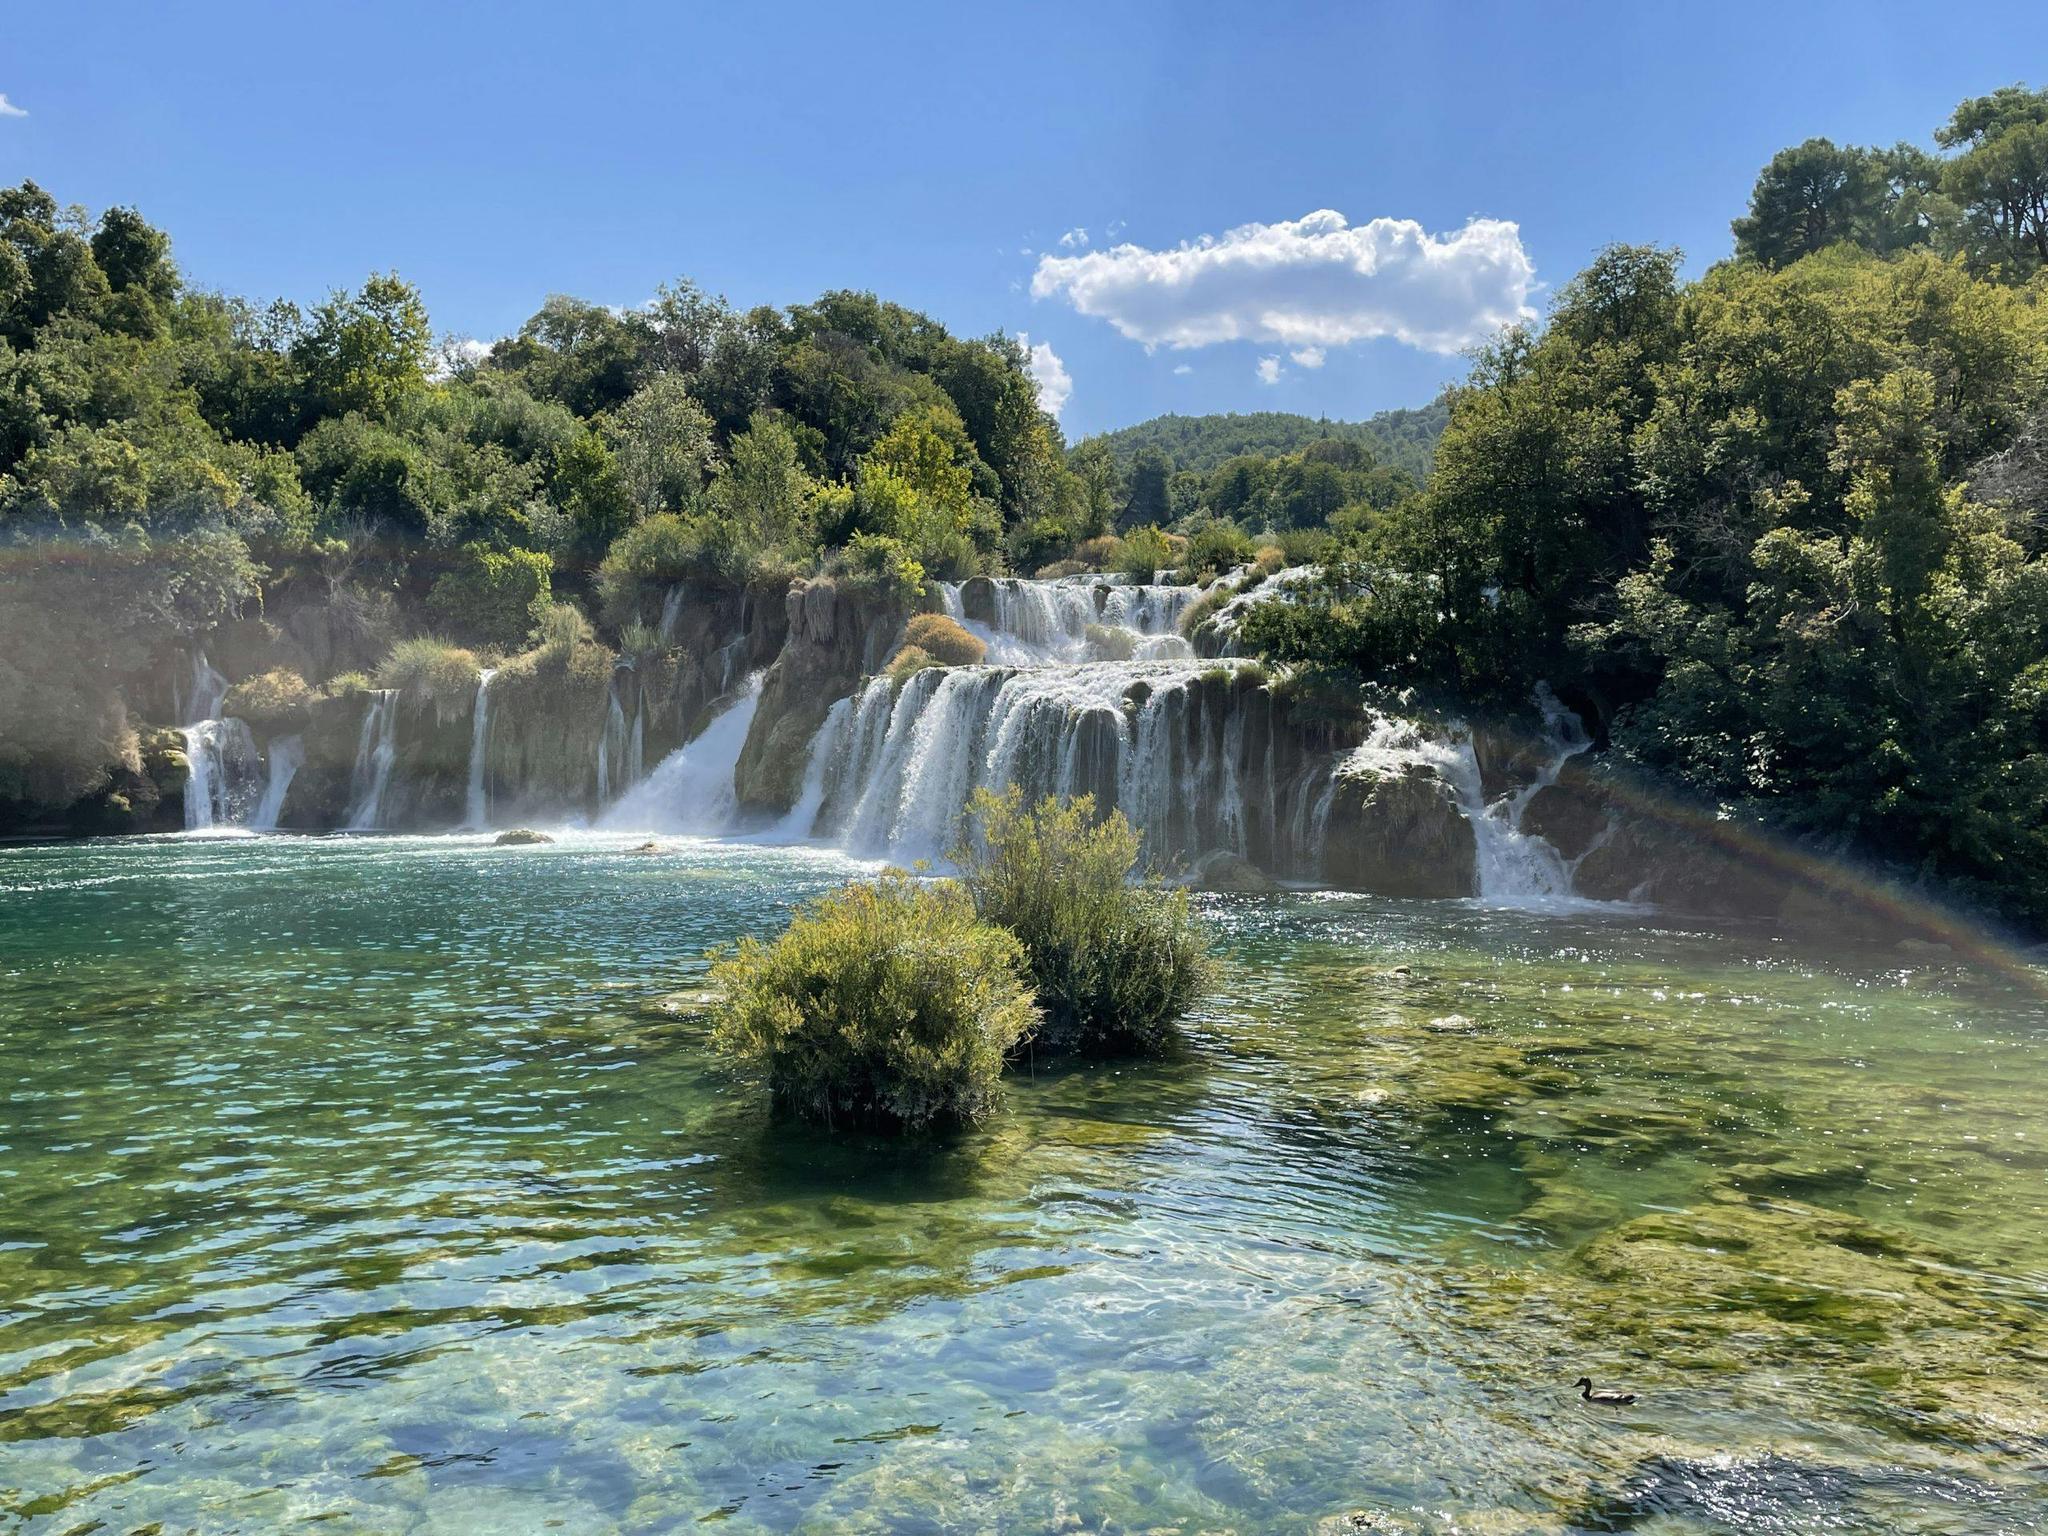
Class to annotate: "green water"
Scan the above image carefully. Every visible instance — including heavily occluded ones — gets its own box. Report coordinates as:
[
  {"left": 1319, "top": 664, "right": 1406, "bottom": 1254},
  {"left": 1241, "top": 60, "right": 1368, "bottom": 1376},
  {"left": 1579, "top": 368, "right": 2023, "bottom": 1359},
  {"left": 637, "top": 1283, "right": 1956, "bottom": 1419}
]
[{"left": 2, "top": 833, "right": 2045, "bottom": 1533}]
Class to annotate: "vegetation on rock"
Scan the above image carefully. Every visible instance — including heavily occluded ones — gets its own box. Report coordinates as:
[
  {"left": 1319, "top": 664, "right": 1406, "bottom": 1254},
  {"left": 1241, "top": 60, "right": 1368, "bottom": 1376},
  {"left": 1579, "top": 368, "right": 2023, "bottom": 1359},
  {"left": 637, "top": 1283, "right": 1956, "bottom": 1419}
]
[{"left": 900, "top": 611, "right": 987, "bottom": 667}]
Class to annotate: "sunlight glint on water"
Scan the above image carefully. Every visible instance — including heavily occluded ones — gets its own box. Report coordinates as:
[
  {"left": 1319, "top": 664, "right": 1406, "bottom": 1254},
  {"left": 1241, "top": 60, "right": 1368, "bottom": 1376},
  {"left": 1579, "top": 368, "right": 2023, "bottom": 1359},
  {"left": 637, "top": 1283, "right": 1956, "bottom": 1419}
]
[{"left": 1, "top": 834, "right": 2044, "bottom": 1533}]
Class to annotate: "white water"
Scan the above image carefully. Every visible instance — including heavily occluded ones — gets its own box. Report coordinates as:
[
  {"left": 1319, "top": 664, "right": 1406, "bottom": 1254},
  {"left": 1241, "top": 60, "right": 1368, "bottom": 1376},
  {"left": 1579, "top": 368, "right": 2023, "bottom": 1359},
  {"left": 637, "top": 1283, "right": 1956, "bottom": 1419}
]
[
  {"left": 1331, "top": 687, "right": 1594, "bottom": 906},
  {"left": 463, "top": 669, "right": 498, "bottom": 829},
  {"left": 345, "top": 691, "right": 400, "bottom": 831},
  {"left": 601, "top": 674, "right": 763, "bottom": 833},
  {"left": 936, "top": 576, "right": 1199, "bottom": 665},
  {"left": 248, "top": 735, "right": 304, "bottom": 831},
  {"left": 180, "top": 718, "right": 262, "bottom": 830}
]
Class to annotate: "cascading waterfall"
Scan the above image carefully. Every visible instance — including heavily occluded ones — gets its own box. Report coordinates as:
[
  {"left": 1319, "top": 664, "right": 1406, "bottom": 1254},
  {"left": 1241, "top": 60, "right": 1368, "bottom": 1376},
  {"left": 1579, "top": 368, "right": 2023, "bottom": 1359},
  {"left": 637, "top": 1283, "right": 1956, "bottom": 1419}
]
[
  {"left": 181, "top": 717, "right": 262, "bottom": 830},
  {"left": 463, "top": 669, "right": 498, "bottom": 829},
  {"left": 344, "top": 690, "right": 400, "bottom": 830},
  {"left": 249, "top": 735, "right": 305, "bottom": 831},
  {"left": 1329, "top": 688, "right": 1593, "bottom": 904},
  {"left": 177, "top": 650, "right": 267, "bottom": 831},
  {"left": 601, "top": 674, "right": 763, "bottom": 833},
  {"left": 937, "top": 576, "right": 1199, "bottom": 665}
]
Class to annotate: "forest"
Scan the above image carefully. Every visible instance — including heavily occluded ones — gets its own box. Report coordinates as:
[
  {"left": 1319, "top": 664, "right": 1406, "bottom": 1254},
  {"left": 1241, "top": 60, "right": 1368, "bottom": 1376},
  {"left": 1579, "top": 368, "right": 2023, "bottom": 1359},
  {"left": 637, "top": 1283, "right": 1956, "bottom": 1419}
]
[{"left": 5, "top": 82, "right": 2048, "bottom": 925}]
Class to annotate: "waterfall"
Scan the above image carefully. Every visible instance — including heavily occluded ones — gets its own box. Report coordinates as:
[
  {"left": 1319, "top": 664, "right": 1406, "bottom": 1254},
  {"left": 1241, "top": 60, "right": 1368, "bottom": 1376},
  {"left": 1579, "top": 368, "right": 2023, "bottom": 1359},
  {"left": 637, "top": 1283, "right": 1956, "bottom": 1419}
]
[
  {"left": 1330, "top": 689, "right": 1592, "bottom": 904},
  {"left": 597, "top": 683, "right": 629, "bottom": 805},
  {"left": 249, "top": 735, "right": 305, "bottom": 831},
  {"left": 936, "top": 576, "right": 1201, "bottom": 665},
  {"left": 463, "top": 668, "right": 498, "bottom": 829},
  {"left": 601, "top": 674, "right": 764, "bottom": 833},
  {"left": 788, "top": 657, "right": 1299, "bottom": 869},
  {"left": 180, "top": 718, "right": 262, "bottom": 830},
  {"left": 344, "top": 691, "right": 400, "bottom": 830},
  {"left": 176, "top": 650, "right": 269, "bottom": 831}
]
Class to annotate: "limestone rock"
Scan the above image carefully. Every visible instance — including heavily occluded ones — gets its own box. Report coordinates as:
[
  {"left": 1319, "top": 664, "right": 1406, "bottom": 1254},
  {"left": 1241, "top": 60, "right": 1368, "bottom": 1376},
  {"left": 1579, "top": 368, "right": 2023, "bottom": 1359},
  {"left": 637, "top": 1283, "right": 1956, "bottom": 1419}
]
[{"left": 1321, "top": 764, "right": 1477, "bottom": 898}]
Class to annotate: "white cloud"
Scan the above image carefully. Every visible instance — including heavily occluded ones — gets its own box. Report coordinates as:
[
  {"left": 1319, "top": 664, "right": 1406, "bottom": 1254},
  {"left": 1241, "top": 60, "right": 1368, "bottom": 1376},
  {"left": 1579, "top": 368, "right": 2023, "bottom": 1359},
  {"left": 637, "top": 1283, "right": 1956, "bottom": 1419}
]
[
  {"left": 1058, "top": 227, "right": 1089, "bottom": 250},
  {"left": 1290, "top": 346, "right": 1326, "bottom": 369},
  {"left": 1017, "top": 332, "right": 1072, "bottom": 419},
  {"left": 428, "top": 335, "right": 497, "bottom": 381},
  {"left": 1031, "top": 209, "right": 1536, "bottom": 356},
  {"left": 0, "top": 94, "right": 26, "bottom": 119},
  {"left": 1172, "top": 364, "right": 1193, "bottom": 376},
  {"left": 1255, "top": 356, "right": 1283, "bottom": 386}
]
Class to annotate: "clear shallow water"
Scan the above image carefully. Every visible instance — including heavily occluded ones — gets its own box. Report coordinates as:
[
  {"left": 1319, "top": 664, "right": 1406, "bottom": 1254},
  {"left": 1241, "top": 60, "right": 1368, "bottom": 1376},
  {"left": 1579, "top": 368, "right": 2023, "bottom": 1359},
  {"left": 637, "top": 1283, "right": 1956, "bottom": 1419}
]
[{"left": 2, "top": 834, "right": 2046, "bottom": 1533}]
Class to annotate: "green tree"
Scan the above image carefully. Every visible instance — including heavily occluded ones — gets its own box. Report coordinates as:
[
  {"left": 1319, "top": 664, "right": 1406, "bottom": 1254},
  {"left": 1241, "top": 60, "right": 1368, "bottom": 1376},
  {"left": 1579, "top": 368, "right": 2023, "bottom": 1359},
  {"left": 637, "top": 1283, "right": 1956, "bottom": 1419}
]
[{"left": 292, "top": 273, "right": 431, "bottom": 422}]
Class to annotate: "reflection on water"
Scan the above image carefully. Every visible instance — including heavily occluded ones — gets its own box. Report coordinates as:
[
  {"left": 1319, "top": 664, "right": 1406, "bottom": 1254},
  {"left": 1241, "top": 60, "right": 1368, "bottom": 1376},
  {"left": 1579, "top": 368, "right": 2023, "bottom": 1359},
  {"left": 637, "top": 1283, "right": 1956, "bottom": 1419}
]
[{"left": 1, "top": 833, "right": 2045, "bottom": 1532}]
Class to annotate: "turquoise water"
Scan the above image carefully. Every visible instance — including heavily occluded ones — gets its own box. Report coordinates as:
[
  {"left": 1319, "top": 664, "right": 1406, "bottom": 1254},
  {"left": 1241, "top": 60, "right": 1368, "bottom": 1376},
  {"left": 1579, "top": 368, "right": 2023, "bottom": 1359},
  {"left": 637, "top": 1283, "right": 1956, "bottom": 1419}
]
[{"left": 2, "top": 833, "right": 2045, "bottom": 1532}]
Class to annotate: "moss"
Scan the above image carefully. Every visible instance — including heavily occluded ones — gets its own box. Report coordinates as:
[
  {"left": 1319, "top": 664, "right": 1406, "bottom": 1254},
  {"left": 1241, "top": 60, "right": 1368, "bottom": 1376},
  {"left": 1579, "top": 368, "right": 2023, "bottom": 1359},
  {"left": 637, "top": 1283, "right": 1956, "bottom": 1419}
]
[{"left": 1084, "top": 623, "right": 1137, "bottom": 661}]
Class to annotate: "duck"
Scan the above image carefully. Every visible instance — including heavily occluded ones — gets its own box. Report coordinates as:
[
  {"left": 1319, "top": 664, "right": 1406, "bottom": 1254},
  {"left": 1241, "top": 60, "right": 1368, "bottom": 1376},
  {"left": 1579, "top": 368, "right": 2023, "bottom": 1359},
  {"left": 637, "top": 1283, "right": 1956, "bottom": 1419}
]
[{"left": 1574, "top": 1376, "right": 1636, "bottom": 1405}]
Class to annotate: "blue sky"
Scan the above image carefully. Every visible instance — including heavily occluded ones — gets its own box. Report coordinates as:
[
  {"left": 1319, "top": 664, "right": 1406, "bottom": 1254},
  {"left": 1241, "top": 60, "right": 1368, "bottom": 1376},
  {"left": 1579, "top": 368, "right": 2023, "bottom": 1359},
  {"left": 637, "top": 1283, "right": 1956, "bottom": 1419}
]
[{"left": 5, "top": 1, "right": 2046, "bottom": 436}]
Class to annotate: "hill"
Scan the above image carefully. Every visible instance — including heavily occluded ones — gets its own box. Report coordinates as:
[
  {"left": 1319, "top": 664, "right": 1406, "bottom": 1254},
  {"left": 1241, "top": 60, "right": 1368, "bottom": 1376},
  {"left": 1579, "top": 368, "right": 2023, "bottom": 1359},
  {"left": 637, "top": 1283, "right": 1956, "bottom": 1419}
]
[{"left": 1086, "top": 404, "right": 1449, "bottom": 481}]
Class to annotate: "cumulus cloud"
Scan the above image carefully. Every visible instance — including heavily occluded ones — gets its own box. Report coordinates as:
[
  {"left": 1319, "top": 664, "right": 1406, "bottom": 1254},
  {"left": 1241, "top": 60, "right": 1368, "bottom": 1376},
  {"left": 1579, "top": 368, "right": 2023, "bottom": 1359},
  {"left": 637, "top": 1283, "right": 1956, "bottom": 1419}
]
[
  {"left": 1255, "top": 356, "right": 1283, "bottom": 386},
  {"left": 1172, "top": 364, "right": 1193, "bottom": 376},
  {"left": 1031, "top": 209, "right": 1535, "bottom": 356},
  {"left": 0, "top": 94, "right": 26, "bottom": 119},
  {"left": 1290, "top": 346, "right": 1326, "bottom": 369},
  {"left": 1017, "top": 332, "right": 1072, "bottom": 419},
  {"left": 1058, "top": 227, "right": 1089, "bottom": 250}
]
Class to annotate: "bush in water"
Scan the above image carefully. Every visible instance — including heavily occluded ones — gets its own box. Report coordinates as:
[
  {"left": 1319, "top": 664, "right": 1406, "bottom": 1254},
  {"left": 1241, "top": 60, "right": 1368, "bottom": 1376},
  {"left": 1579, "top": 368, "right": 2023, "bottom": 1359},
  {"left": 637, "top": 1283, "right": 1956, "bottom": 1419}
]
[
  {"left": 955, "top": 787, "right": 1217, "bottom": 1056},
  {"left": 708, "top": 873, "right": 1038, "bottom": 1130},
  {"left": 901, "top": 611, "right": 987, "bottom": 667}
]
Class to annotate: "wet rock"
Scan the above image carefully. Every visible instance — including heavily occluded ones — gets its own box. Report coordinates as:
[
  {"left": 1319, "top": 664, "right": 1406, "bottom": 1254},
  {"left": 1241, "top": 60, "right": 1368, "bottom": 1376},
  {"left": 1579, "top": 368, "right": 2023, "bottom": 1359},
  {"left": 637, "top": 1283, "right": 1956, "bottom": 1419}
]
[
  {"left": 494, "top": 828, "right": 553, "bottom": 846},
  {"left": 1188, "top": 850, "right": 1277, "bottom": 893},
  {"left": 1519, "top": 756, "right": 1612, "bottom": 862},
  {"left": 958, "top": 575, "right": 997, "bottom": 625},
  {"left": 1321, "top": 764, "right": 1476, "bottom": 898}
]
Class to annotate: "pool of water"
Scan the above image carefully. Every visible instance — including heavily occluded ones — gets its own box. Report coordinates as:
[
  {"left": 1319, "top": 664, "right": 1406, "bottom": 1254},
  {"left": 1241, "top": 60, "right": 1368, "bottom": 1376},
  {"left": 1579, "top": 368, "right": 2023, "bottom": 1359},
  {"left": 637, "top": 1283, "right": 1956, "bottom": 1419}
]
[{"left": 2, "top": 833, "right": 2045, "bottom": 1532}]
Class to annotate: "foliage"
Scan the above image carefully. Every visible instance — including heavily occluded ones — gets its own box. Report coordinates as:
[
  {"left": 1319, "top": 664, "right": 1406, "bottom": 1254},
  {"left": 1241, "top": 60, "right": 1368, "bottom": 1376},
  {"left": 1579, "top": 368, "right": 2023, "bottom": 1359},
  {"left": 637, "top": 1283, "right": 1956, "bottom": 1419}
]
[
  {"left": 1083, "top": 406, "right": 1448, "bottom": 482},
  {"left": 374, "top": 636, "right": 480, "bottom": 711},
  {"left": 221, "top": 668, "right": 316, "bottom": 726},
  {"left": 1113, "top": 524, "right": 1173, "bottom": 580},
  {"left": 954, "top": 788, "right": 1217, "bottom": 1055},
  {"left": 901, "top": 611, "right": 987, "bottom": 666},
  {"left": 1181, "top": 520, "right": 1256, "bottom": 578},
  {"left": 833, "top": 531, "right": 926, "bottom": 607},
  {"left": 707, "top": 872, "right": 1038, "bottom": 1129},
  {"left": 426, "top": 542, "right": 553, "bottom": 648},
  {"left": 885, "top": 644, "right": 939, "bottom": 688}
]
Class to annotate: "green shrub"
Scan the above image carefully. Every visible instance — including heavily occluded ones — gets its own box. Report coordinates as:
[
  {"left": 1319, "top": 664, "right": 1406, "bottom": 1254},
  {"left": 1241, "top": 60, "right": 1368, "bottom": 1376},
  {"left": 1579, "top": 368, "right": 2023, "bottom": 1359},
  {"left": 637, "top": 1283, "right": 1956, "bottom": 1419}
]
[
  {"left": 885, "top": 644, "right": 939, "bottom": 687},
  {"left": 708, "top": 873, "right": 1039, "bottom": 1130},
  {"left": 1073, "top": 534, "right": 1122, "bottom": 570},
  {"left": 901, "top": 611, "right": 987, "bottom": 666},
  {"left": 221, "top": 668, "right": 316, "bottom": 726},
  {"left": 619, "top": 618, "right": 663, "bottom": 658},
  {"left": 835, "top": 531, "right": 927, "bottom": 607},
  {"left": 1114, "top": 525, "right": 1174, "bottom": 581},
  {"left": 532, "top": 601, "right": 593, "bottom": 660},
  {"left": 324, "top": 670, "right": 372, "bottom": 698},
  {"left": 955, "top": 788, "right": 1216, "bottom": 1055},
  {"left": 375, "top": 637, "right": 480, "bottom": 718},
  {"left": 1035, "top": 559, "right": 1089, "bottom": 580},
  {"left": 595, "top": 510, "right": 760, "bottom": 628},
  {"left": 1182, "top": 521, "right": 1256, "bottom": 579},
  {"left": 426, "top": 542, "right": 553, "bottom": 648}
]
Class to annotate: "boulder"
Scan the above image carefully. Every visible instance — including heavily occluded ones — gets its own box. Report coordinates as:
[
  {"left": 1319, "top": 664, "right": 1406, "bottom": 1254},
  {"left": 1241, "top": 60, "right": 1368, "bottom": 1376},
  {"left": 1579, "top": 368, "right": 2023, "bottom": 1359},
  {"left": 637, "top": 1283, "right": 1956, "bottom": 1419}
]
[
  {"left": 1519, "top": 756, "right": 1612, "bottom": 862},
  {"left": 1321, "top": 764, "right": 1477, "bottom": 898},
  {"left": 1189, "top": 850, "right": 1278, "bottom": 893},
  {"left": 494, "top": 828, "right": 553, "bottom": 845}
]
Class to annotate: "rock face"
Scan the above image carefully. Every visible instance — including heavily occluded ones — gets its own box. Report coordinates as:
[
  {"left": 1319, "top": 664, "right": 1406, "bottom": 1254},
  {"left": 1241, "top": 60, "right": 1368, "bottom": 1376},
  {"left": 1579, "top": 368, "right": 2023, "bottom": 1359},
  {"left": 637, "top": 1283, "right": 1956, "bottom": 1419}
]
[
  {"left": 1321, "top": 764, "right": 1477, "bottom": 898},
  {"left": 735, "top": 577, "right": 909, "bottom": 816}
]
